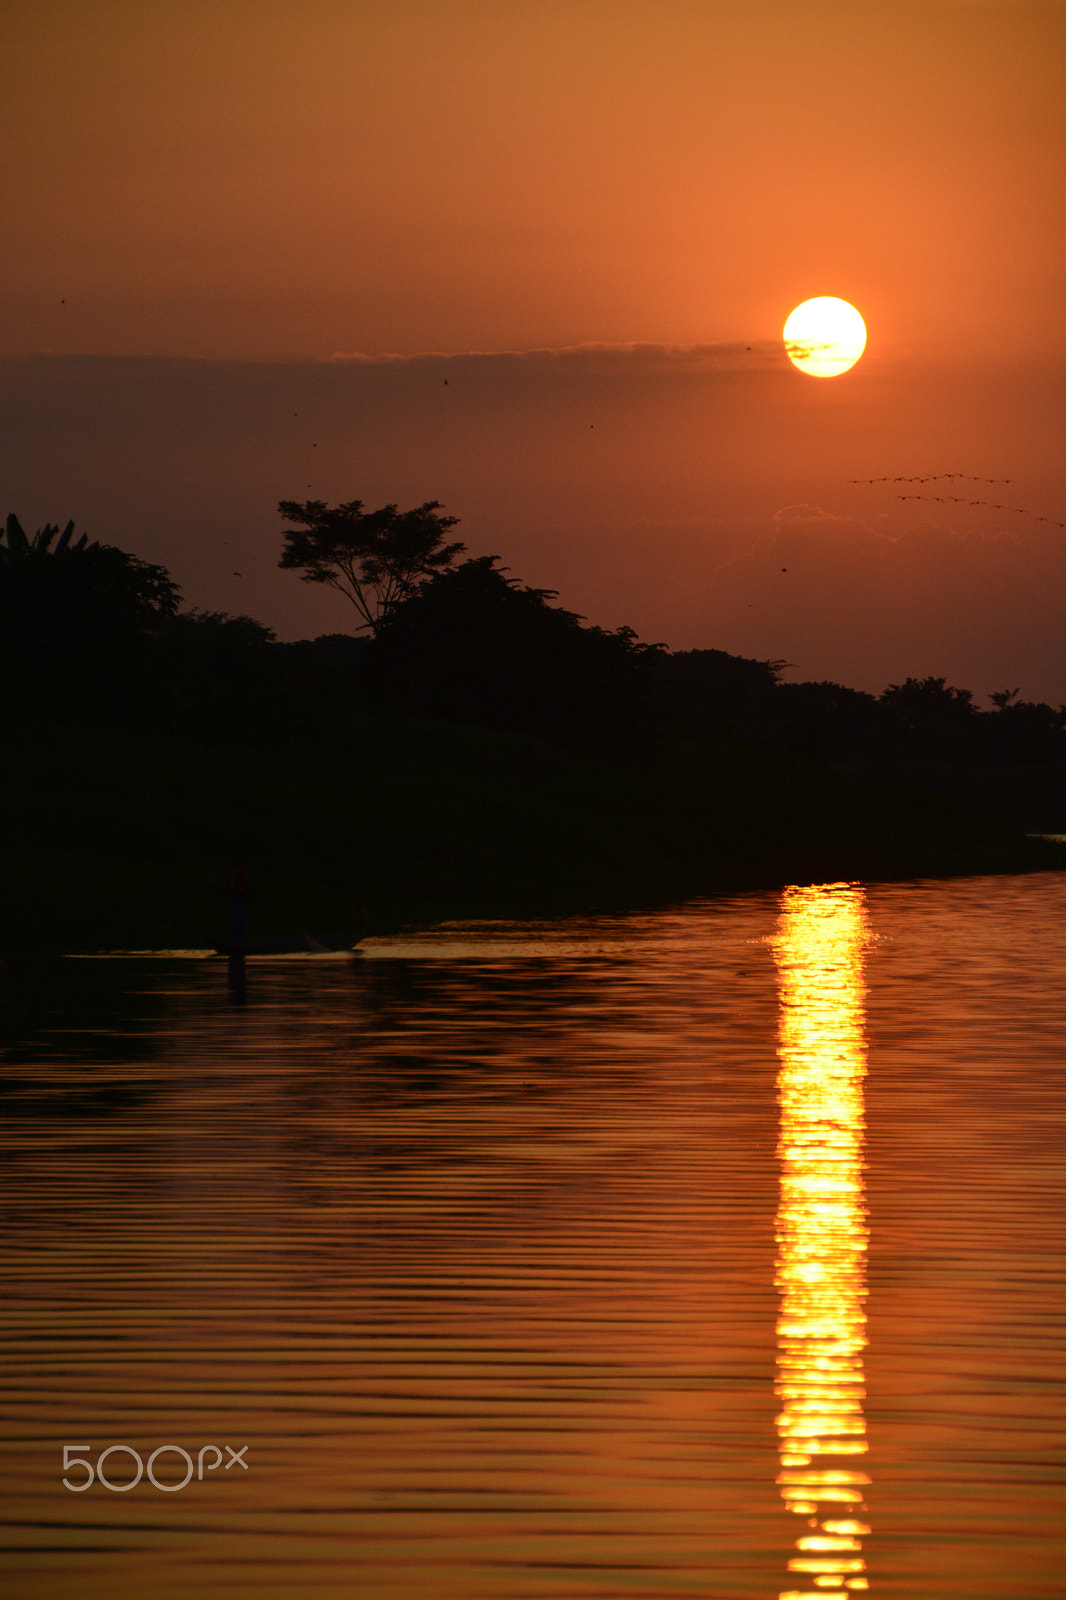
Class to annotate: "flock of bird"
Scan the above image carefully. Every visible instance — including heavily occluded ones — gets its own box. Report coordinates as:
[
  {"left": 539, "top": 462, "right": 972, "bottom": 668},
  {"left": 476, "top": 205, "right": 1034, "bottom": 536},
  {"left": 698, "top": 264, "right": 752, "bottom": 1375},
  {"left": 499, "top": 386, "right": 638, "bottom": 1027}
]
[
  {"left": 895, "top": 496, "right": 1064, "bottom": 525},
  {"left": 848, "top": 474, "right": 1013, "bottom": 485},
  {"left": 847, "top": 474, "right": 1064, "bottom": 528}
]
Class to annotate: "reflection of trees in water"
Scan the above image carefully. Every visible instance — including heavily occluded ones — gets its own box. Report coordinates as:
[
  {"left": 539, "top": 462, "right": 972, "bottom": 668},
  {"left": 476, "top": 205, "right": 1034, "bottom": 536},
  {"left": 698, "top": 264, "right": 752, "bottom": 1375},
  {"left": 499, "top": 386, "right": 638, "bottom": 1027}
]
[
  {"left": 263, "top": 958, "right": 643, "bottom": 1229},
  {"left": 336, "top": 959, "right": 629, "bottom": 1090},
  {"left": 0, "top": 958, "right": 172, "bottom": 1117}
]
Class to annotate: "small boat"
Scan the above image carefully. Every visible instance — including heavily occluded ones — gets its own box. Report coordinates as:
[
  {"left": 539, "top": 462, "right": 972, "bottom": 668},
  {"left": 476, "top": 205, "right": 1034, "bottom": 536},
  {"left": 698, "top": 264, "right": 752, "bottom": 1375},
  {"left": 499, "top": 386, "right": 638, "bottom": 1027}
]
[{"left": 214, "top": 932, "right": 362, "bottom": 956}]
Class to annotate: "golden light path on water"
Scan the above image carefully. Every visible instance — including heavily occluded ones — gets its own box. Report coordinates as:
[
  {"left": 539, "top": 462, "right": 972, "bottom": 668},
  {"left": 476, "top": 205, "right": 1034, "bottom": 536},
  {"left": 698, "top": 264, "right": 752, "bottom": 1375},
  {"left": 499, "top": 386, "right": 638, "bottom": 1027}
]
[{"left": 773, "top": 883, "right": 871, "bottom": 1599}]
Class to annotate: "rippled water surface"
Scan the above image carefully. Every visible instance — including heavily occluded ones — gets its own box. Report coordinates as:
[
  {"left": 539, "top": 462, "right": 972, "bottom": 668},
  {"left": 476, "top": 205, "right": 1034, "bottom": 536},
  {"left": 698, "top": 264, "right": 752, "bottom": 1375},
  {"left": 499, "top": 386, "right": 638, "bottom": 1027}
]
[{"left": 2, "top": 874, "right": 1064, "bottom": 1600}]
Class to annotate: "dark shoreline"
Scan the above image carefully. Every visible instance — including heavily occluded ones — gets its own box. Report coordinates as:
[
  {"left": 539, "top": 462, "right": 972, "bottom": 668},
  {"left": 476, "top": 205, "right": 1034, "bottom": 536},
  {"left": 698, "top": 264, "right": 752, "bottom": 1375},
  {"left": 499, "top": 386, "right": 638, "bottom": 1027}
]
[{"left": 3, "top": 716, "right": 1063, "bottom": 959}]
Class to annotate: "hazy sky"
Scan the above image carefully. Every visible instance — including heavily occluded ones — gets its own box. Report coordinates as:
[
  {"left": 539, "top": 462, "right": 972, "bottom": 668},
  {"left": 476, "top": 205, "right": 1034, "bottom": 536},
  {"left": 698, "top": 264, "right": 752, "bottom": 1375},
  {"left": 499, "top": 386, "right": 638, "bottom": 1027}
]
[{"left": 4, "top": 1, "right": 1064, "bottom": 697}]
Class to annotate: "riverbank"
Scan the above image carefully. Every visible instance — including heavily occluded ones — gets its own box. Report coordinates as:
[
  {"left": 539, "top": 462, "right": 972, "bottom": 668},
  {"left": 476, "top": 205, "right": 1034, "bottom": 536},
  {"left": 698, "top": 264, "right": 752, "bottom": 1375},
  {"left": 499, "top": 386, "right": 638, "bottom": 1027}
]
[{"left": 2, "top": 716, "right": 1062, "bottom": 957}]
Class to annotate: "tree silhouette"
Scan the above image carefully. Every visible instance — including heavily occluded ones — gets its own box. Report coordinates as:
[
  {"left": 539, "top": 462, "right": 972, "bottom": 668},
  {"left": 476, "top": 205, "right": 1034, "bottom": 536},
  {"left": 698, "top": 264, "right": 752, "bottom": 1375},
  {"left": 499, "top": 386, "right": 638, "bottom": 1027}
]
[
  {"left": 364, "top": 555, "right": 657, "bottom": 751},
  {"left": 1, "top": 512, "right": 180, "bottom": 653},
  {"left": 881, "top": 676, "right": 975, "bottom": 728},
  {"left": 878, "top": 675, "right": 978, "bottom": 764},
  {"left": 0, "top": 515, "right": 89, "bottom": 562},
  {"left": 1, "top": 513, "right": 181, "bottom": 720},
  {"left": 278, "top": 499, "right": 465, "bottom": 633},
  {"left": 1, "top": 513, "right": 180, "bottom": 621}
]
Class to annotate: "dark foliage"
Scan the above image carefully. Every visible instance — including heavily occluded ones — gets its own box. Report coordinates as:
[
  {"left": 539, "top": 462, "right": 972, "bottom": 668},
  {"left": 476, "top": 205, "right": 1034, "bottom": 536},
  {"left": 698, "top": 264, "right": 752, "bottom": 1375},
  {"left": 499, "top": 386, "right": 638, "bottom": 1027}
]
[
  {"left": 362, "top": 556, "right": 659, "bottom": 752},
  {"left": 1, "top": 513, "right": 180, "bottom": 630},
  {"left": 879, "top": 675, "right": 977, "bottom": 760},
  {"left": 649, "top": 648, "right": 785, "bottom": 741},
  {"left": 980, "top": 695, "right": 1066, "bottom": 765},
  {"left": 150, "top": 609, "right": 280, "bottom": 734},
  {"left": 1, "top": 513, "right": 181, "bottom": 719},
  {"left": 772, "top": 680, "right": 890, "bottom": 763},
  {"left": 4, "top": 505, "right": 1064, "bottom": 841}
]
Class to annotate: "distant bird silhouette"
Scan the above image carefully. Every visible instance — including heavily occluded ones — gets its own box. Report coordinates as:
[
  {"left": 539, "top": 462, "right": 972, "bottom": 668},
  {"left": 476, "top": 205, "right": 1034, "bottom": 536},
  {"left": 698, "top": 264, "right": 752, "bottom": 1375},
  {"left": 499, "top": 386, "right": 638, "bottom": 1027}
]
[
  {"left": 233, "top": 571, "right": 242, "bottom": 577},
  {"left": 443, "top": 379, "right": 449, "bottom": 385}
]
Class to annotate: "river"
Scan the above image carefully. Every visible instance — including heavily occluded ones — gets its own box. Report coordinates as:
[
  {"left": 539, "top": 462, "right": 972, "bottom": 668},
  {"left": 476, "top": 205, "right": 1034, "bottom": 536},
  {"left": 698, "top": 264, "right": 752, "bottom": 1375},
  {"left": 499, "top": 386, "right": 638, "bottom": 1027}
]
[{"left": 2, "top": 872, "right": 1063, "bottom": 1599}]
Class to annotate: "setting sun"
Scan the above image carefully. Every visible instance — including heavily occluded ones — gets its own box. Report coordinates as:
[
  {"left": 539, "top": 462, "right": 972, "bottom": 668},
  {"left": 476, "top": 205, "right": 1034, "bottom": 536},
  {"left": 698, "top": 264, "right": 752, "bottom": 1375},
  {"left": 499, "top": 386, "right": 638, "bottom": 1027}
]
[{"left": 784, "top": 297, "right": 867, "bottom": 377}]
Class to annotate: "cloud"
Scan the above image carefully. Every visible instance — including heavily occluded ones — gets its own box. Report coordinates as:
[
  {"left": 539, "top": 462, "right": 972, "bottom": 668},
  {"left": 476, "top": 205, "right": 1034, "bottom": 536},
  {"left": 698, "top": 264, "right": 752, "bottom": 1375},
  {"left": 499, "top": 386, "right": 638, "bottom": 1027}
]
[
  {"left": 774, "top": 502, "right": 877, "bottom": 528},
  {"left": 327, "top": 340, "right": 786, "bottom": 373}
]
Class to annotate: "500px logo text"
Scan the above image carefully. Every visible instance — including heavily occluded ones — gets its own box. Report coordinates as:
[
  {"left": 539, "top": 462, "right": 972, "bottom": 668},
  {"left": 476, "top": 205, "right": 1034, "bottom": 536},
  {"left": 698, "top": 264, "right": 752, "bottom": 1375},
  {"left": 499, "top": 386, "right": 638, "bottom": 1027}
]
[{"left": 62, "top": 1443, "right": 249, "bottom": 1491}]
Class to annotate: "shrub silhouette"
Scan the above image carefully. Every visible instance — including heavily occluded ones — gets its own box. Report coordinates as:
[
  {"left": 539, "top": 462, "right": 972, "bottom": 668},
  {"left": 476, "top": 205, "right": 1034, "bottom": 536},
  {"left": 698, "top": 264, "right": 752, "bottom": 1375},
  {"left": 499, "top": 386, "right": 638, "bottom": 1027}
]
[{"left": 364, "top": 556, "right": 656, "bottom": 752}]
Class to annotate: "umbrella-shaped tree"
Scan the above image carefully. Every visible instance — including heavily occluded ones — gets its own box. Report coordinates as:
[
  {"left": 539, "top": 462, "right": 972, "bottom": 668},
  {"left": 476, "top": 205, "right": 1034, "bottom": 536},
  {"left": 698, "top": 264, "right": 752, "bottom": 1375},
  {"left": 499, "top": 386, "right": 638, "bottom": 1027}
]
[{"left": 278, "top": 499, "right": 465, "bottom": 634}]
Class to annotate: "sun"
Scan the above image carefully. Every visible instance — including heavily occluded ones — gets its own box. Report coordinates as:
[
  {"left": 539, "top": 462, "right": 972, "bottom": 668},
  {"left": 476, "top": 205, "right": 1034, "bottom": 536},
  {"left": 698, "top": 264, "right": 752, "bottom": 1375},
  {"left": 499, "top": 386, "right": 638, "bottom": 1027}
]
[{"left": 784, "top": 297, "right": 867, "bottom": 377}]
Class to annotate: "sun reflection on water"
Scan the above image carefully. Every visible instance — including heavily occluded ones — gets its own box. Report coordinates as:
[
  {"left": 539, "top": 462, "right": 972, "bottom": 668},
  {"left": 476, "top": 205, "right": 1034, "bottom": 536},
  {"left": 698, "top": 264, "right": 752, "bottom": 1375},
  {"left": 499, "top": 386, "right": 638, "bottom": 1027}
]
[{"left": 773, "top": 882, "right": 871, "bottom": 1599}]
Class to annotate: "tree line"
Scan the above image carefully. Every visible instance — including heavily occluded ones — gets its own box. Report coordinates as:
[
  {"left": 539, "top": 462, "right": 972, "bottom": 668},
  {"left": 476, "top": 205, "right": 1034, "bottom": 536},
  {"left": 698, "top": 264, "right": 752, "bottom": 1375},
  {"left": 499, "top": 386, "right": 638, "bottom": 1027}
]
[{"left": 3, "top": 502, "right": 1064, "bottom": 828}]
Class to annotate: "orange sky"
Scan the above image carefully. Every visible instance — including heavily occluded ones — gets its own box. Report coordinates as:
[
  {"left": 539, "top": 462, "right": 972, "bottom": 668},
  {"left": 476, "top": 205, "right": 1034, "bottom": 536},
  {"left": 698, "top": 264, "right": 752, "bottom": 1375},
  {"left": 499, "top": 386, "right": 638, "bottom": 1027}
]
[{"left": 3, "top": 1, "right": 1064, "bottom": 695}]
